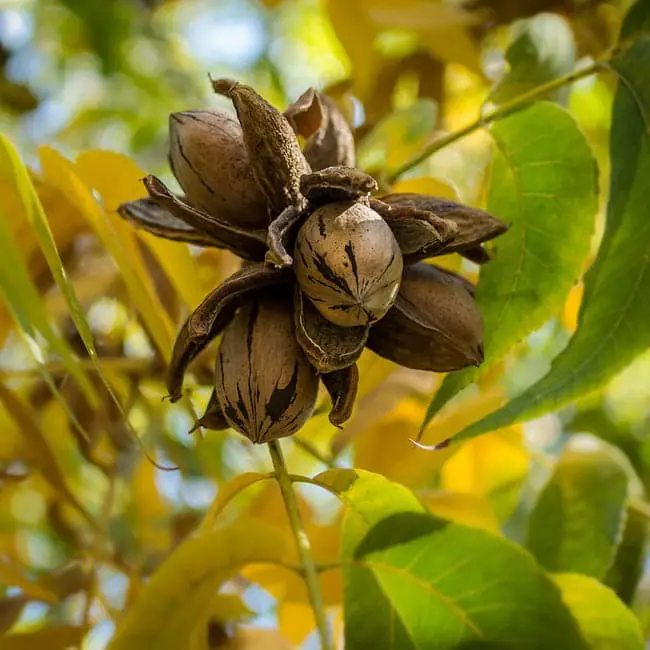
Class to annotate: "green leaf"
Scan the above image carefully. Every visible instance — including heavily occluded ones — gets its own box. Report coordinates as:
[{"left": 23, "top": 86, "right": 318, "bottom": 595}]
[
  {"left": 0, "top": 137, "right": 97, "bottom": 406},
  {"left": 107, "top": 520, "right": 286, "bottom": 650},
  {"left": 423, "top": 101, "right": 598, "bottom": 429},
  {"left": 553, "top": 573, "right": 644, "bottom": 650},
  {"left": 357, "top": 100, "right": 438, "bottom": 174},
  {"left": 489, "top": 13, "right": 576, "bottom": 105},
  {"left": 312, "top": 469, "right": 585, "bottom": 650},
  {"left": 428, "top": 33, "right": 650, "bottom": 444},
  {"left": 605, "top": 508, "right": 647, "bottom": 604},
  {"left": 526, "top": 437, "right": 630, "bottom": 579}
]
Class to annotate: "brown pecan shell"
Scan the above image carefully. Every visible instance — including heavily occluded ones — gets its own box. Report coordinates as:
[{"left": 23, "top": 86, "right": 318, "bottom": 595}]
[
  {"left": 215, "top": 298, "right": 319, "bottom": 443},
  {"left": 212, "top": 79, "right": 310, "bottom": 213},
  {"left": 166, "top": 264, "right": 292, "bottom": 401},
  {"left": 168, "top": 110, "right": 269, "bottom": 229},
  {"left": 293, "top": 200, "right": 403, "bottom": 327},
  {"left": 366, "top": 263, "right": 484, "bottom": 372}
]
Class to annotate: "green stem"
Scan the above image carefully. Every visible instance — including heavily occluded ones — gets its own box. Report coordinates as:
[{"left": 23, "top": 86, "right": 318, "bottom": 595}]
[
  {"left": 386, "top": 59, "right": 605, "bottom": 184},
  {"left": 268, "top": 440, "right": 331, "bottom": 649}
]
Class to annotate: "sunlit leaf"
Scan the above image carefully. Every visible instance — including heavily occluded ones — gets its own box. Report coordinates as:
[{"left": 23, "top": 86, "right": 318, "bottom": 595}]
[
  {"left": 107, "top": 520, "right": 286, "bottom": 650},
  {"left": 75, "top": 150, "right": 206, "bottom": 309},
  {"left": 354, "top": 389, "right": 504, "bottom": 489},
  {"left": 390, "top": 176, "right": 459, "bottom": 200},
  {"left": 553, "top": 573, "right": 644, "bottom": 650},
  {"left": 418, "top": 490, "right": 500, "bottom": 533},
  {"left": 311, "top": 469, "right": 586, "bottom": 650},
  {"left": 440, "top": 426, "right": 529, "bottom": 520},
  {"left": 327, "top": 0, "right": 377, "bottom": 98},
  {"left": 437, "top": 30, "right": 650, "bottom": 442},
  {"left": 38, "top": 146, "right": 174, "bottom": 361},
  {"left": 526, "top": 437, "right": 630, "bottom": 579},
  {"left": 0, "top": 144, "right": 98, "bottom": 406},
  {"left": 424, "top": 101, "right": 598, "bottom": 432},
  {"left": 489, "top": 13, "right": 577, "bottom": 105}
]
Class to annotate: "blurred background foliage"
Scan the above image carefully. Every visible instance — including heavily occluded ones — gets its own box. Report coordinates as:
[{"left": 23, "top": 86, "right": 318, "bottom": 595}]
[{"left": 2, "top": 0, "right": 650, "bottom": 648}]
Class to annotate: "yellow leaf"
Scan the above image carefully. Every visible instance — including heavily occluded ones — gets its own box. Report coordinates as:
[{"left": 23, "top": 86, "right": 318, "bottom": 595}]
[
  {"left": 129, "top": 457, "right": 171, "bottom": 552},
  {"left": 354, "top": 388, "right": 503, "bottom": 488},
  {"left": 75, "top": 150, "right": 147, "bottom": 212},
  {"left": 440, "top": 427, "right": 528, "bottom": 495},
  {"left": 363, "top": 0, "right": 482, "bottom": 73},
  {"left": 199, "top": 472, "right": 273, "bottom": 532},
  {"left": 108, "top": 520, "right": 287, "bottom": 650},
  {"left": 229, "top": 627, "right": 294, "bottom": 649},
  {"left": 562, "top": 283, "right": 584, "bottom": 333},
  {"left": 38, "top": 147, "right": 174, "bottom": 361},
  {"left": 243, "top": 519, "right": 341, "bottom": 623},
  {"left": 331, "top": 355, "right": 425, "bottom": 457},
  {"left": 390, "top": 176, "right": 459, "bottom": 199},
  {"left": 75, "top": 150, "right": 206, "bottom": 309},
  {"left": 210, "top": 593, "right": 253, "bottom": 622},
  {"left": 327, "top": 0, "right": 377, "bottom": 99},
  {"left": 440, "top": 426, "right": 530, "bottom": 519},
  {"left": 0, "top": 625, "right": 85, "bottom": 650},
  {"left": 0, "top": 559, "right": 58, "bottom": 604},
  {"left": 419, "top": 490, "right": 500, "bottom": 534},
  {"left": 0, "top": 169, "right": 87, "bottom": 345},
  {"left": 0, "top": 381, "right": 92, "bottom": 525},
  {"left": 278, "top": 602, "right": 316, "bottom": 646},
  {"left": 0, "top": 138, "right": 98, "bottom": 405}
]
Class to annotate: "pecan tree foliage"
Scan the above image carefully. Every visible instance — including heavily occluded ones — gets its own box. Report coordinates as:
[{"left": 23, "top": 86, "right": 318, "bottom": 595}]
[{"left": 120, "top": 80, "right": 507, "bottom": 444}]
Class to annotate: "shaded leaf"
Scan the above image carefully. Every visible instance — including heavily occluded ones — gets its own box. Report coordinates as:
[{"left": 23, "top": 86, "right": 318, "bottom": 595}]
[
  {"left": 553, "top": 573, "right": 644, "bottom": 650},
  {"left": 311, "top": 469, "right": 586, "bottom": 650},
  {"left": 0, "top": 381, "right": 93, "bottom": 526},
  {"left": 605, "top": 508, "right": 647, "bottom": 605},
  {"left": 424, "top": 101, "right": 598, "bottom": 430},
  {"left": 0, "top": 598, "right": 25, "bottom": 636},
  {"left": 107, "top": 520, "right": 286, "bottom": 650},
  {"left": 526, "top": 437, "right": 630, "bottom": 579},
  {"left": 0, "top": 625, "right": 85, "bottom": 650},
  {"left": 489, "top": 13, "right": 576, "bottom": 105}
]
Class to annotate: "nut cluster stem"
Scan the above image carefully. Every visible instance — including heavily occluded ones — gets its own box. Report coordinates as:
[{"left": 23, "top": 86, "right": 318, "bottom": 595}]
[{"left": 268, "top": 440, "right": 332, "bottom": 649}]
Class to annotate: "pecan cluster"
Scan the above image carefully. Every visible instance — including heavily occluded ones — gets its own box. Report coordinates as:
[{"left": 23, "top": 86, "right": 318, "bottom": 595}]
[{"left": 119, "top": 79, "right": 507, "bottom": 444}]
